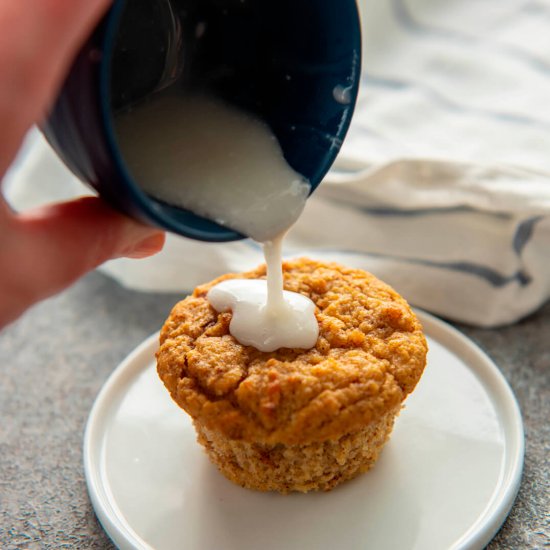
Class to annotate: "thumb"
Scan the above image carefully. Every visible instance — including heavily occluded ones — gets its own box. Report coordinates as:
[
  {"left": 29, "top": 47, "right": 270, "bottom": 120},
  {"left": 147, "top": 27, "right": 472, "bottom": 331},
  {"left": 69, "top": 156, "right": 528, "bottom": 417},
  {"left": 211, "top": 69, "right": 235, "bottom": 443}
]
[{"left": 1, "top": 196, "right": 165, "bottom": 327}]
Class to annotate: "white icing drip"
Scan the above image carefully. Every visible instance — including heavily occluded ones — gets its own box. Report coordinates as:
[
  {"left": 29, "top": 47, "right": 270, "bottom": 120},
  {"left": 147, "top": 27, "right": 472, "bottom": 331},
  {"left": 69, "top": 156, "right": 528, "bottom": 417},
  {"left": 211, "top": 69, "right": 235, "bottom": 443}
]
[
  {"left": 264, "top": 235, "right": 286, "bottom": 315},
  {"left": 207, "top": 279, "right": 318, "bottom": 352},
  {"left": 333, "top": 84, "right": 352, "bottom": 105},
  {"left": 208, "top": 232, "right": 319, "bottom": 352}
]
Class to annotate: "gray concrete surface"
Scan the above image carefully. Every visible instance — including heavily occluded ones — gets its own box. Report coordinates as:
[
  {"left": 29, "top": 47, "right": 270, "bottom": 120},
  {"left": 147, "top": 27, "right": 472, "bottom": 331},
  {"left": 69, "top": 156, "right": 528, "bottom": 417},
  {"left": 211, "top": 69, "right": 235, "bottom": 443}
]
[{"left": 0, "top": 271, "right": 548, "bottom": 549}]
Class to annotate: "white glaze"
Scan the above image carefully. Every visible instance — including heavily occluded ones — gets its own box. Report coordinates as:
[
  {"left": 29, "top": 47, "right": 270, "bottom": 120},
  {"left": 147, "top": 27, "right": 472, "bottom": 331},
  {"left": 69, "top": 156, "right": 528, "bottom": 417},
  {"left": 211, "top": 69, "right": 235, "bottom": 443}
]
[
  {"left": 263, "top": 235, "right": 286, "bottom": 315},
  {"left": 115, "top": 90, "right": 310, "bottom": 242},
  {"left": 208, "top": 230, "right": 319, "bottom": 351},
  {"left": 207, "top": 278, "right": 318, "bottom": 352},
  {"left": 333, "top": 84, "right": 352, "bottom": 105}
]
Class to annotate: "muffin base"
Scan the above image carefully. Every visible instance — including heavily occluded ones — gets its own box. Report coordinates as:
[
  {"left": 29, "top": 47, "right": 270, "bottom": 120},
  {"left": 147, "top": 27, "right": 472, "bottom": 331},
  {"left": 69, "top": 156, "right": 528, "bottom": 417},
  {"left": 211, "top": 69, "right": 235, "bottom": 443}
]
[{"left": 194, "top": 407, "right": 400, "bottom": 493}]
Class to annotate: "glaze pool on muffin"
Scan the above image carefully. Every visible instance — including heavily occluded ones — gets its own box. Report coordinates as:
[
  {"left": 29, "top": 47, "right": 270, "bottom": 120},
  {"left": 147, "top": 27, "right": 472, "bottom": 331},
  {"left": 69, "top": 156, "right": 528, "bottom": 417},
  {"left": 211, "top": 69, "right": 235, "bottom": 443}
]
[{"left": 156, "top": 258, "right": 428, "bottom": 493}]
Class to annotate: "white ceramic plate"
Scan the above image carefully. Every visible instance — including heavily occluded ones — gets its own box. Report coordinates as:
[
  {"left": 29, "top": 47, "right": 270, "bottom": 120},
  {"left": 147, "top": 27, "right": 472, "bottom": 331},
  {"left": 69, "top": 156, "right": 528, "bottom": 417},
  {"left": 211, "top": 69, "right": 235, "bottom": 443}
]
[{"left": 84, "top": 311, "right": 524, "bottom": 550}]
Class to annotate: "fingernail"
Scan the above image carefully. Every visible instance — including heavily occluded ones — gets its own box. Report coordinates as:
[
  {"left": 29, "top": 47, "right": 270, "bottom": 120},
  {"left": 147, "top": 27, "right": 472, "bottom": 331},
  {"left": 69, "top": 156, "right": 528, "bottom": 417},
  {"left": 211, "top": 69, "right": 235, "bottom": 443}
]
[{"left": 125, "top": 232, "right": 166, "bottom": 259}]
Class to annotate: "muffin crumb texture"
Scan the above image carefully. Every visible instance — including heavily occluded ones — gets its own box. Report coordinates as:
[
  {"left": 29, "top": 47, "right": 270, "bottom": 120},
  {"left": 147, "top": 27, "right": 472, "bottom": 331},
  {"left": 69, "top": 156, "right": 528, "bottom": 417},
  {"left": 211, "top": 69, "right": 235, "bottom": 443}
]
[
  {"left": 157, "top": 258, "right": 427, "bottom": 492},
  {"left": 195, "top": 408, "right": 399, "bottom": 493}
]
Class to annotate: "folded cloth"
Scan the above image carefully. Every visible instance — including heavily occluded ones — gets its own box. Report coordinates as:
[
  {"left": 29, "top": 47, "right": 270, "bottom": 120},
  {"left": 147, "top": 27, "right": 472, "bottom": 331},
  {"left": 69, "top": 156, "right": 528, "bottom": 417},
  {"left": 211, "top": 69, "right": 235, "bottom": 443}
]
[{"left": 3, "top": 0, "right": 550, "bottom": 327}]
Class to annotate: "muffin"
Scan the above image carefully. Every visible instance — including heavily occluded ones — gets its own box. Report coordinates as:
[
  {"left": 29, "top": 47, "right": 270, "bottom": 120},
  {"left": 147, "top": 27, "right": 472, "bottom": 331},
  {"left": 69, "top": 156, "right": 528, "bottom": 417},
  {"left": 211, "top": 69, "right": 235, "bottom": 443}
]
[{"left": 156, "top": 258, "right": 427, "bottom": 493}]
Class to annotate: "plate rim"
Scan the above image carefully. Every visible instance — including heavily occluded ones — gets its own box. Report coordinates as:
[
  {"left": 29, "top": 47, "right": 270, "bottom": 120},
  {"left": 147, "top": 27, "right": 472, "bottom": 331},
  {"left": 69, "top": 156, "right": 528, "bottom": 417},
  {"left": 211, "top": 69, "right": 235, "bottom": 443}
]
[
  {"left": 419, "top": 314, "right": 524, "bottom": 550},
  {"left": 83, "top": 310, "right": 524, "bottom": 550}
]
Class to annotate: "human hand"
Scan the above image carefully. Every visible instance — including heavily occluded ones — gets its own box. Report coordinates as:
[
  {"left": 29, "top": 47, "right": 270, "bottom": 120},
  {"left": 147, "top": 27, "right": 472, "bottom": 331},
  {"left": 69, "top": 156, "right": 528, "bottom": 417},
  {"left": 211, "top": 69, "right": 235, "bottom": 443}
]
[{"left": 0, "top": 0, "right": 166, "bottom": 329}]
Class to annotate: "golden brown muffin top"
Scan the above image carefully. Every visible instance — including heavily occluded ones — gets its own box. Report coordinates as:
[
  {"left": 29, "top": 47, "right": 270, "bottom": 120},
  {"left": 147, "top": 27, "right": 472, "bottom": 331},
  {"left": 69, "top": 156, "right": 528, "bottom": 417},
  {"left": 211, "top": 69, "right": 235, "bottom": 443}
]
[{"left": 157, "top": 258, "right": 427, "bottom": 445}]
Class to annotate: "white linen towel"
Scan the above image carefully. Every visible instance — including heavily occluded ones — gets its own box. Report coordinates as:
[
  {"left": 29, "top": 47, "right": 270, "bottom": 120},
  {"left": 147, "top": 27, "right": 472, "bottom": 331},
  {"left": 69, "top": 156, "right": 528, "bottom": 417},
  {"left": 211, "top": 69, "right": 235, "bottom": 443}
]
[{"left": 4, "top": 0, "right": 550, "bottom": 327}]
